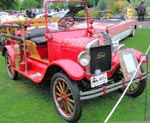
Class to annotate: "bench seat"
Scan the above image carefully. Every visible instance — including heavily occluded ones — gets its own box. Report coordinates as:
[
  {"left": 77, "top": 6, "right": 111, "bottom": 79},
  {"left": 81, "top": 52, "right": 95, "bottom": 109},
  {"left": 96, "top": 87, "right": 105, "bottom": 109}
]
[
  {"left": 30, "top": 36, "right": 46, "bottom": 45},
  {"left": 26, "top": 27, "right": 46, "bottom": 45}
]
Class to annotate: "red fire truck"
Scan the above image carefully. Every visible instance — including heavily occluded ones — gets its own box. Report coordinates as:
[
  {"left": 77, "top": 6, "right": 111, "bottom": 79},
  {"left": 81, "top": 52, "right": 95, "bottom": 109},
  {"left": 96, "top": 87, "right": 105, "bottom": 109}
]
[{"left": 0, "top": 0, "right": 147, "bottom": 122}]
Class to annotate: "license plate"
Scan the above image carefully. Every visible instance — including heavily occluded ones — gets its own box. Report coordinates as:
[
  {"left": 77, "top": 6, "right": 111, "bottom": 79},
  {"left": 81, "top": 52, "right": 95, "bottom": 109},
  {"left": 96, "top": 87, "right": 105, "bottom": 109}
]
[{"left": 90, "top": 73, "right": 108, "bottom": 88}]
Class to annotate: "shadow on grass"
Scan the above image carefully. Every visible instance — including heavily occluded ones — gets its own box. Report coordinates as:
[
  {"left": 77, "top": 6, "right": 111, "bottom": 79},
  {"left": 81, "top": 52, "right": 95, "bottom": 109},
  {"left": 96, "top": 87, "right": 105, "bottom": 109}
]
[{"left": 16, "top": 74, "right": 52, "bottom": 99}]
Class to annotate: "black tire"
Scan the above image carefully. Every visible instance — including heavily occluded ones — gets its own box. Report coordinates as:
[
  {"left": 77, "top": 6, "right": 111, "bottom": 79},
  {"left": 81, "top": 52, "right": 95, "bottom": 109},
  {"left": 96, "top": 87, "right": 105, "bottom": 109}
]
[
  {"left": 51, "top": 72, "right": 82, "bottom": 123},
  {"left": 130, "top": 28, "right": 135, "bottom": 37},
  {"left": 118, "top": 66, "right": 146, "bottom": 97},
  {"left": 5, "top": 51, "right": 18, "bottom": 80}
]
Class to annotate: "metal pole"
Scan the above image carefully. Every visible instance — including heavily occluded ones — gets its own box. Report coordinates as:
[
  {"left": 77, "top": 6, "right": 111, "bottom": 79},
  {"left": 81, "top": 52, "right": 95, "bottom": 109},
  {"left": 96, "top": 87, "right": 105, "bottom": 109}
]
[
  {"left": 22, "top": 26, "right": 28, "bottom": 73},
  {"left": 144, "top": 52, "right": 149, "bottom": 121},
  {"left": 104, "top": 45, "right": 150, "bottom": 123}
]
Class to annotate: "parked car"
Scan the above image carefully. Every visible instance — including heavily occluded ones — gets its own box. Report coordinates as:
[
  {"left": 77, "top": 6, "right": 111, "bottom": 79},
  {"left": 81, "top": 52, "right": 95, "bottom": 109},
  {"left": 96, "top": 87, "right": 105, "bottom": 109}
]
[
  {"left": 0, "top": 12, "right": 9, "bottom": 16},
  {"left": 38, "top": 8, "right": 45, "bottom": 14},
  {"left": 3, "top": 10, "right": 18, "bottom": 16},
  {"left": 0, "top": 0, "right": 147, "bottom": 123},
  {"left": 0, "top": 10, "right": 19, "bottom": 24},
  {"left": 0, "top": 12, "right": 9, "bottom": 24},
  {"left": 0, "top": 15, "right": 18, "bottom": 24},
  {"left": 35, "top": 11, "right": 68, "bottom": 18},
  {"left": 58, "top": 5, "right": 137, "bottom": 43}
]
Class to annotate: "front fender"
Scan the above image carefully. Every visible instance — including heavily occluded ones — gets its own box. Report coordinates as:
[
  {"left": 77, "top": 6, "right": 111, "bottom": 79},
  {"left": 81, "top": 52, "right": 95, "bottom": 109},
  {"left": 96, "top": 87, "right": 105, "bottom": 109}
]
[
  {"left": 50, "top": 59, "right": 84, "bottom": 81},
  {"left": 133, "top": 49, "right": 147, "bottom": 63},
  {"left": 2, "top": 45, "right": 15, "bottom": 66},
  {"left": 108, "top": 49, "right": 146, "bottom": 78}
]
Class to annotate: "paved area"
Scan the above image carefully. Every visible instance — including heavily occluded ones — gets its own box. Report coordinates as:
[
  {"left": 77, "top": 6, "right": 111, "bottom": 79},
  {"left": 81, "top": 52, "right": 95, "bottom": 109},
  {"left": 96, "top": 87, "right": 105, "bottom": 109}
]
[
  {"left": 141, "top": 21, "right": 150, "bottom": 29},
  {"left": 136, "top": 21, "right": 150, "bottom": 29},
  {"left": 135, "top": 16, "right": 150, "bottom": 29}
]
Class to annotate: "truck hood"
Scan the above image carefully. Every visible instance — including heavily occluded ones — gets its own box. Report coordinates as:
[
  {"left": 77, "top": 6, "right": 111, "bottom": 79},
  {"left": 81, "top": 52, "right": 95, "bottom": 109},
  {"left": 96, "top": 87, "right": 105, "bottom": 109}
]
[{"left": 62, "top": 37, "right": 96, "bottom": 48}]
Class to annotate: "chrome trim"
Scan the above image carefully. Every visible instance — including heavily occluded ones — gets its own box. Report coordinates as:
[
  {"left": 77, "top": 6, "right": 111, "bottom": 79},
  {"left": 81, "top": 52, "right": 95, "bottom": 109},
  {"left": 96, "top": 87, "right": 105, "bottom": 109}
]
[
  {"left": 86, "top": 39, "right": 99, "bottom": 74},
  {"left": 113, "top": 44, "right": 126, "bottom": 52},
  {"left": 86, "top": 39, "right": 99, "bottom": 53},
  {"left": 78, "top": 51, "right": 91, "bottom": 66},
  {"left": 80, "top": 72, "right": 147, "bottom": 100}
]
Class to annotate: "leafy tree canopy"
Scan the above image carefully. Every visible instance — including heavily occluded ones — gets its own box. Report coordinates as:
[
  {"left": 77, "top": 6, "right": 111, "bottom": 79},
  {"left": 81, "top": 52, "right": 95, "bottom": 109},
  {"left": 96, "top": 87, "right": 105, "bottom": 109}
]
[
  {"left": 0, "top": 0, "right": 19, "bottom": 10},
  {"left": 18, "top": 0, "right": 44, "bottom": 9}
]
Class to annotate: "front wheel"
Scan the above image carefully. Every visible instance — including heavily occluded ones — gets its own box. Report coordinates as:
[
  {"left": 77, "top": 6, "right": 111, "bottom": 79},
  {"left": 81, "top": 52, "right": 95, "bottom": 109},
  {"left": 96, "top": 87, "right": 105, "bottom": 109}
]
[
  {"left": 51, "top": 72, "right": 82, "bottom": 123},
  {"left": 115, "top": 66, "right": 146, "bottom": 97},
  {"left": 5, "top": 51, "right": 18, "bottom": 80}
]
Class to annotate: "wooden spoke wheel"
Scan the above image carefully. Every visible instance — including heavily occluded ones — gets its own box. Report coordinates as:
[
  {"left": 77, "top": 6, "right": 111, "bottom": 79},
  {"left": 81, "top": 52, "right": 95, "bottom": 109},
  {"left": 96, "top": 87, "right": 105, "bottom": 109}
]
[
  {"left": 5, "top": 51, "right": 18, "bottom": 80},
  {"left": 123, "top": 81, "right": 142, "bottom": 95},
  {"left": 51, "top": 72, "right": 81, "bottom": 123},
  {"left": 115, "top": 66, "right": 146, "bottom": 97}
]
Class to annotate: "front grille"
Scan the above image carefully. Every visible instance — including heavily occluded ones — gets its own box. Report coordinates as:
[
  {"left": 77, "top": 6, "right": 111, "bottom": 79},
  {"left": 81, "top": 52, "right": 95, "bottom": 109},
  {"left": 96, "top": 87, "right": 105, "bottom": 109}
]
[{"left": 89, "top": 45, "right": 112, "bottom": 74}]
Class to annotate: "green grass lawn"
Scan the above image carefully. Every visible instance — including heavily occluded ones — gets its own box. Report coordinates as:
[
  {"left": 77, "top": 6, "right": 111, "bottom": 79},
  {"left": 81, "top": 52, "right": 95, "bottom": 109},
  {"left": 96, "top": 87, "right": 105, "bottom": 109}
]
[{"left": 0, "top": 29, "right": 150, "bottom": 123}]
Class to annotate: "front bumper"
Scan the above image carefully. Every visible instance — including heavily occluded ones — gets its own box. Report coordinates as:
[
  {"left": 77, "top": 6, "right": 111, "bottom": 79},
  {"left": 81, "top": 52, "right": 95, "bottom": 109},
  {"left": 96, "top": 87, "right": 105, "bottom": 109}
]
[{"left": 80, "top": 72, "right": 147, "bottom": 100}]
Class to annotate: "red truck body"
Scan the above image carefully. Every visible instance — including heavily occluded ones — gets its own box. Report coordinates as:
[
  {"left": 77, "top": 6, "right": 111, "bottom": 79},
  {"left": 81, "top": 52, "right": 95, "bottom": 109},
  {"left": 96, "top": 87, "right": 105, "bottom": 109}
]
[{"left": 0, "top": 0, "right": 147, "bottom": 122}]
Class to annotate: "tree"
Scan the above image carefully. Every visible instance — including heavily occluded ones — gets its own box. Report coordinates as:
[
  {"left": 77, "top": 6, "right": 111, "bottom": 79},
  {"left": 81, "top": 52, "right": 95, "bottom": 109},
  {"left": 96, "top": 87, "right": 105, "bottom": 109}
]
[
  {"left": 35, "top": 0, "right": 44, "bottom": 8},
  {"left": 127, "top": 0, "right": 131, "bottom": 3},
  {"left": 21, "top": 0, "right": 37, "bottom": 9},
  {"left": 0, "top": 0, "right": 19, "bottom": 10},
  {"left": 87, "top": 0, "right": 93, "bottom": 7},
  {"left": 96, "top": 0, "right": 107, "bottom": 10},
  {"left": 20, "top": 0, "right": 44, "bottom": 9}
]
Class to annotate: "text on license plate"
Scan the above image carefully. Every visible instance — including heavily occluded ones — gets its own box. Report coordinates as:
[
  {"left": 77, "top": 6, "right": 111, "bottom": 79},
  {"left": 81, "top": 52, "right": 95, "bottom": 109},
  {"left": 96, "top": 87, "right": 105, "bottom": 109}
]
[{"left": 90, "top": 73, "right": 108, "bottom": 88}]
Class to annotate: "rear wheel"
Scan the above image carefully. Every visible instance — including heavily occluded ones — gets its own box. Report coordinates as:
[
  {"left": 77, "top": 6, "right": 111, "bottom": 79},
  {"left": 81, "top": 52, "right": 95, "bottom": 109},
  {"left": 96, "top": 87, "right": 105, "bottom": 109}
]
[
  {"left": 51, "top": 72, "right": 82, "bottom": 123},
  {"left": 5, "top": 51, "right": 18, "bottom": 80},
  {"left": 130, "top": 28, "right": 135, "bottom": 37},
  {"left": 115, "top": 66, "right": 146, "bottom": 97}
]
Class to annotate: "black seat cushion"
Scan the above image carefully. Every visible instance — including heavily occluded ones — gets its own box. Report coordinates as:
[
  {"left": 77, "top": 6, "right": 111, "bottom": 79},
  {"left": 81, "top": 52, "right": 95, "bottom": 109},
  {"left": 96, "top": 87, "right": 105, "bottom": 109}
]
[
  {"left": 25, "top": 28, "right": 46, "bottom": 45},
  {"left": 26, "top": 28, "right": 46, "bottom": 38},
  {"left": 30, "top": 36, "right": 46, "bottom": 45}
]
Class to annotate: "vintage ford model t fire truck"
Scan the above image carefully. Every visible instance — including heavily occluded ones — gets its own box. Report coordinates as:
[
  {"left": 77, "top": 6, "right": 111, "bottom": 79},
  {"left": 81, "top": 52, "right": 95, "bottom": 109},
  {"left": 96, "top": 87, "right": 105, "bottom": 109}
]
[{"left": 0, "top": 0, "right": 147, "bottom": 122}]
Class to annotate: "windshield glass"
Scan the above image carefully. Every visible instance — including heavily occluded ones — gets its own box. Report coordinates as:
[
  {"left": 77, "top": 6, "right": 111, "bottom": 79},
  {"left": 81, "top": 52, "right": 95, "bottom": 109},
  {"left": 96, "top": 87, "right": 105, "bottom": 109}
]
[{"left": 45, "top": 1, "right": 87, "bottom": 32}]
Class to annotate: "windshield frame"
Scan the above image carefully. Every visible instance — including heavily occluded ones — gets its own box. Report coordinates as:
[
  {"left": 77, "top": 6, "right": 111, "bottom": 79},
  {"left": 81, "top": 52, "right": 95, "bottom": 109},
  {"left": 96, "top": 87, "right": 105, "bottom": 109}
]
[{"left": 44, "top": 0, "right": 89, "bottom": 32}]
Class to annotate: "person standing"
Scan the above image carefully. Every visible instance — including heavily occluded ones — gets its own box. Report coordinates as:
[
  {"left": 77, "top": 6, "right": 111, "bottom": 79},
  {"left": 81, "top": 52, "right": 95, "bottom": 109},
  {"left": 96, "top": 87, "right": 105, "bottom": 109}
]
[
  {"left": 136, "top": 1, "right": 146, "bottom": 29},
  {"left": 126, "top": 4, "right": 134, "bottom": 19},
  {"left": 122, "top": 4, "right": 134, "bottom": 20}
]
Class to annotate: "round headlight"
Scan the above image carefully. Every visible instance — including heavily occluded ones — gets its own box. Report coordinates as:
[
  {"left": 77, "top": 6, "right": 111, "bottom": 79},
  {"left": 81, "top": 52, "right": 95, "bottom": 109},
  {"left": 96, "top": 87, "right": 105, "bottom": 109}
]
[{"left": 78, "top": 51, "right": 91, "bottom": 66}]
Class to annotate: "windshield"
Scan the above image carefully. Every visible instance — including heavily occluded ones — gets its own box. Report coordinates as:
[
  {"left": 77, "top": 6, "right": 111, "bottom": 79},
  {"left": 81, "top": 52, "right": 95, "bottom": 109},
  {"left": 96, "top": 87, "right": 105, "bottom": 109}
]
[{"left": 45, "top": 1, "right": 87, "bottom": 32}]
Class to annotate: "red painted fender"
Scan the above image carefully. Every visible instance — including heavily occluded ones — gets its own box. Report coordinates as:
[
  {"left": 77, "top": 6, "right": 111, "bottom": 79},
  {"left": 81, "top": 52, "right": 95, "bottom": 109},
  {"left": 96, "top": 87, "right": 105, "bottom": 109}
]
[
  {"left": 107, "top": 48, "right": 146, "bottom": 78},
  {"left": 50, "top": 59, "right": 84, "bottom": 81},
  {"left": 2, "top": 45, "right": 15, "bottom": 66},
  {"left": 133, "top": 49, "right": 147, "bottom": 63}
]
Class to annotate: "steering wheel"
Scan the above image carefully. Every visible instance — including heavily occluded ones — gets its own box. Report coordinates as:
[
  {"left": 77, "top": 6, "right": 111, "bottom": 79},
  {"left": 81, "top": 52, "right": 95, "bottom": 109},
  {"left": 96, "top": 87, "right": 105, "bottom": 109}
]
[{"left": 58, "top": 16, "right": 74, "bottom": 30}]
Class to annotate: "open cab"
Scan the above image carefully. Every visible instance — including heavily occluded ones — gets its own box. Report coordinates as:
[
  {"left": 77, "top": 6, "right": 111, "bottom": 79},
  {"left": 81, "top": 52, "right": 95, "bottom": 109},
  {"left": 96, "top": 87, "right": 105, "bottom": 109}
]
[{"left": 0, "top": 0, "right": 148, "bottom": 122}]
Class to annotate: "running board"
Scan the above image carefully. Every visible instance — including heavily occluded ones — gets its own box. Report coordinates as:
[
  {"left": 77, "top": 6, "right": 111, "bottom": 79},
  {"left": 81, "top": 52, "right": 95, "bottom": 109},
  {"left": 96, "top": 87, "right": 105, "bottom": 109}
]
[{"left": 29, "top": 72, "right": 42, "bottom": 79}]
